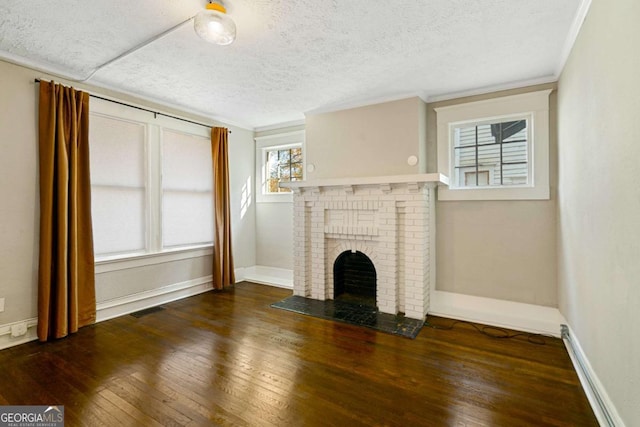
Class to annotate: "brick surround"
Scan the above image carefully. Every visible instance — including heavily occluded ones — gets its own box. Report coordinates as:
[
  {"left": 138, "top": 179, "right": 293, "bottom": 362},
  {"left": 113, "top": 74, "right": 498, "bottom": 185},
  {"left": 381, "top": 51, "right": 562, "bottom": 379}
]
[{"left": 283, "top": 174, "right": 445, "bottom": 320}]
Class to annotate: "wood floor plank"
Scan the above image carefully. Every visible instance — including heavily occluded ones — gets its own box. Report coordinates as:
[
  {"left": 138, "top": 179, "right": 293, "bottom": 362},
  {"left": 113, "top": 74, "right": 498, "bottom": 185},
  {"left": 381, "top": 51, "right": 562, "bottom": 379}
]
[{"left": 0, "top": 282, "right": 597, "bottom": 426}]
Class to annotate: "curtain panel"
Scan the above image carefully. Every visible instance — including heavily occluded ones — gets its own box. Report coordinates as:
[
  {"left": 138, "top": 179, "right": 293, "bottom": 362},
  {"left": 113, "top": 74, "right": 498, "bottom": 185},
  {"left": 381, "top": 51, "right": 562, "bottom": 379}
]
[
  {"left": 37, "top": 80, "right": 96, "bottom": 341},
  {"left": 211, "top": 127, "right": 235, "bottom": 289}
]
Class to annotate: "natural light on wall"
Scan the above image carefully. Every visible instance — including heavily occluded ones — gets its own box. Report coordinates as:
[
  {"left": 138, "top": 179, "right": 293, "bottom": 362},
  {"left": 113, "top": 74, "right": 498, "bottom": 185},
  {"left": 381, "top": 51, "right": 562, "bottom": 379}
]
[{"left": 240, "top": 176, "right": 252, "bottom": 219}]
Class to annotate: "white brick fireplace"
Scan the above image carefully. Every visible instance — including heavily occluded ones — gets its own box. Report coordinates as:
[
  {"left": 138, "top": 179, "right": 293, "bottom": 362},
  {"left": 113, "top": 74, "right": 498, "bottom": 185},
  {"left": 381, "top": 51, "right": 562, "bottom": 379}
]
[{"left": 281, "top": 174, "right": 447, "bottom": 320}]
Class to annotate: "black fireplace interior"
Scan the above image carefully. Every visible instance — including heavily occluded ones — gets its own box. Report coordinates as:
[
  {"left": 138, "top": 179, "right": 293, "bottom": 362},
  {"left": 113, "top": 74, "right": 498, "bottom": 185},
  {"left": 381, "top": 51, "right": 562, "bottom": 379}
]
[{"left": 333, "top": 250, "right": 376, "bottom": 307}]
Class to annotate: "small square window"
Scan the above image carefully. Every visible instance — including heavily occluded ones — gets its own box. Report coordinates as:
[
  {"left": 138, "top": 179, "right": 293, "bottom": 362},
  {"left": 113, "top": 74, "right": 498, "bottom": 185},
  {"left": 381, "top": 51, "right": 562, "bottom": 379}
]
[
  {"left": 264, "top": 146, "right": 304, "bottom": 194},
  {"left": 435, "top": 89, "right": 551, "bottom": 201},
  {"left": 255, "top": 130, "right": 305, "bottom": 203},
  {"left": 452, "top": 118, "right": 529, "bottom": 189}
]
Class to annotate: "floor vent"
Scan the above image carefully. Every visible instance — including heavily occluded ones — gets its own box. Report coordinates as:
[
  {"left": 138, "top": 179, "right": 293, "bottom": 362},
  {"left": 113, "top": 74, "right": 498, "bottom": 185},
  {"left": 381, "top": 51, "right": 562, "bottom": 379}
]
[{"left": 130, "top": 306, "right": 165, "bottom": 318}]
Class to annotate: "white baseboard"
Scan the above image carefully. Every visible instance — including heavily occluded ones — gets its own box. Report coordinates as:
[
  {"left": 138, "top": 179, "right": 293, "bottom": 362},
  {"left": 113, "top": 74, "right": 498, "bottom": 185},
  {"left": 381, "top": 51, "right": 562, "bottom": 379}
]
[
  {"left": 240, "top": 269, "right": 563, "bottom": 335},
  {"left": 240, "top": 265, "right": 293, "bottom": 289},
  {"left": 238, "top": 268, "right": 562, "bottom": 336},
  {"left": 562, "top": 324, "right": 625, "bottom": 427},
  {"left": 95, "top": 276, "right": 213, "bottom": 322},
  {"left": 429, "top": 290, "right": 566, "bottom": 337},
  {"left": 0, "top": 318, "right": 38, "bottom": 351},
  {"left": 0, "top": 276, "right": 214, "bottom": 351}
]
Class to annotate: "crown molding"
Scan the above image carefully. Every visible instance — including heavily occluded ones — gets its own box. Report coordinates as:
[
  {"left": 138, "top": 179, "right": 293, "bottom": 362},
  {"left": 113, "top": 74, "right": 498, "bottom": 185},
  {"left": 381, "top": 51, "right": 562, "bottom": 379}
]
[{"left": 555, "top": 0, "right": 593, "bottom": 78}]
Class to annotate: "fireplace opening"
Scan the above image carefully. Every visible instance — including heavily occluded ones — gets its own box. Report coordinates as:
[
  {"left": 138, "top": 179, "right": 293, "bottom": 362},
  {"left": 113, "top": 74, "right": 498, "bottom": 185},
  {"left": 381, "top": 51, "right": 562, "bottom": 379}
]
[{"left": 333, "top": 250, "right": 376, "bottom": 307}]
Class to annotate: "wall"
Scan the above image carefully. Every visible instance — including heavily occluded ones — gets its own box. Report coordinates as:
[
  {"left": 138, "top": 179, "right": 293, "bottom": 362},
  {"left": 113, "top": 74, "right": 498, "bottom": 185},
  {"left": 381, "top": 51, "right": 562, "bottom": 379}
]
[
  {"left": 427, "top": 83, "right": 558, "bottom": 306},
  {"left": 255, "top": 203, "right": 293, "bottom": 269},
  {"left": 305, "top": 97, "right": 427, "bottom": 179},
  {"left": 0, "top": 59, "right": 256, "bottom": 330},
  {"left": 557, "top": 0, "right": 640, "bottom": 423},
  {"left": 253, "top": 125, "right": 303, "bottom": 270}
]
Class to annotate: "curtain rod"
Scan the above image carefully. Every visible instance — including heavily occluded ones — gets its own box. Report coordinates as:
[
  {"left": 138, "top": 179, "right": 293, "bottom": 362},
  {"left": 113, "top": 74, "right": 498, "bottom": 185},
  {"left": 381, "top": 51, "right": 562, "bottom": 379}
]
[{"left": 34, "top": 78, "right": 230, "bottom": 132}]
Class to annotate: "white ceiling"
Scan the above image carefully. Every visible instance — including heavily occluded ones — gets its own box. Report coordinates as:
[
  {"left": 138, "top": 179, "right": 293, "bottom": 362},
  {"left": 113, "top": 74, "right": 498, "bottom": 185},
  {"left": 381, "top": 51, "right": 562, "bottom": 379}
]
[{"left": 0, "top": 0, "right": 584, "bottom": 129}]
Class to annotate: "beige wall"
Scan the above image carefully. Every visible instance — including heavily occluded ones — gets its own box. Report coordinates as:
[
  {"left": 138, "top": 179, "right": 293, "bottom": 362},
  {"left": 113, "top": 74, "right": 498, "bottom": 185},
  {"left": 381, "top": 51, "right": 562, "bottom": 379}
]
[
  {"left": 0, "top": 61, "right": 40, "bottom": 322},
  {"left": 305, "top": 97, "right": 427, "bottom": 179},
  {"left": 0, "top": 59, "right": 256, "bottom": 326},
  {"left": 252, "top": 125, "right": 302, "bottom": 270},
  {"left": 428, "top": 83, "right": 558, "bottom": 306},
  {"left": 255, "top": 203, "right": 293, "bottom": 269},
  {"left": 557, "top": 0, "right": 640, "bottom": 423},
  {"left": 96, "top": 256, "right": 213, "bottom": 302}
]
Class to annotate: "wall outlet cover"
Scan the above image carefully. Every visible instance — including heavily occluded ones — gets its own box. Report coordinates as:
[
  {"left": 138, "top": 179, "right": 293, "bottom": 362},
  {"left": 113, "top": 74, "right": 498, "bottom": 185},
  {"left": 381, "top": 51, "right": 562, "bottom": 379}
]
[
  {"left": 0, "top": 298, "right": 4, "bottom": 312},
  {"left": 10, "top": 323, "right": 27, "bottom": 337}
]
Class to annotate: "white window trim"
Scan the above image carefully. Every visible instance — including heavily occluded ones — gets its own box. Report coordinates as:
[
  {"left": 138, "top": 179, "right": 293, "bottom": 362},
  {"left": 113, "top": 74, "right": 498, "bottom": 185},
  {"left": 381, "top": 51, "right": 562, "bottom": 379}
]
[
  {"left": 95, "top": 245, "right": 213, "bottom": 274},
  {"left": 435, "top": 89, "right": 551, "bottom": 201},
  {"left": 255, "top": 130, "right": 305, "bottom": 203},
  {"left": 90, "top": 97, "right": 214, "bottom": 265}
]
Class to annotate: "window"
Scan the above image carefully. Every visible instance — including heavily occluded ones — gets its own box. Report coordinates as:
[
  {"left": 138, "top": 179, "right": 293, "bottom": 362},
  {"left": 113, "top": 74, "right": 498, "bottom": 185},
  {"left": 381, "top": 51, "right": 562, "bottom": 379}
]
[
  {"left": 265, "top": 146, "right": 303, "bottom": 193},
  {"left": 89, "top": 98, "right": 213, "bottom": 261},
  {"left": 453, "top": 117, "right": 529, "bottom": 188},
  {"left": 161, "top": 129, "right": 214, "bottom": 248},
  {"left": 90, "top": 114, "right": 147, "bottom": 256},
  {"left": 435, "top": 89, "right": 551, "bottom": 201},
  {"left": 255, "top": 130, "right": 305, "bottom": 203}
]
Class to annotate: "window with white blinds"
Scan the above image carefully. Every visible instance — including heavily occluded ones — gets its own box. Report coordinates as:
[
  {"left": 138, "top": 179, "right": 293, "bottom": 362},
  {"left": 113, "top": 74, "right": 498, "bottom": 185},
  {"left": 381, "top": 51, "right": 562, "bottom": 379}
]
[
  {"left": 89, "top": 98, "right": 214, "bottom": 260},
  {"left": 162, "top": 130, "right": 214, "bottom": 248},
  {"left": 90, "top": 114, "right": 147, "bottom": 256}
]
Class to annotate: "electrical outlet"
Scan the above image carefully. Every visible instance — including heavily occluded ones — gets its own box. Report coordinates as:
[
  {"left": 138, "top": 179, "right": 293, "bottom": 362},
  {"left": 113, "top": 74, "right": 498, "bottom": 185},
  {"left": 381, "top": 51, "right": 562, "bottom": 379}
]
[
  {"left": 10, "top": 323, "right": 27, "bottom": 337},
  {"left": 0, "top": 297, "right": 4, "bottom": 312}
]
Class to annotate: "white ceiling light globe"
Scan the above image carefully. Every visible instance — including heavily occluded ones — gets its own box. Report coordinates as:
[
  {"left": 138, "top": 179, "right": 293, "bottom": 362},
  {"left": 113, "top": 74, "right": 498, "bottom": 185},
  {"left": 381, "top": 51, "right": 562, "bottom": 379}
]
[{"left": 194, "top": 3, "right": 236, "bottom": 45}]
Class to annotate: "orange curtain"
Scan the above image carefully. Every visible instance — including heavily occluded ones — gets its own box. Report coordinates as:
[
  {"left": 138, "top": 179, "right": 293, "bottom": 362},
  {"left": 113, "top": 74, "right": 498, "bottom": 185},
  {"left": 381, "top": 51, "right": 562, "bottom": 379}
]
[
  {"left": 211, "top": 127, "right": 235, "bottom": 289},
  {"left": 37, "top": 81, "right": 96, "bottom": 341}
]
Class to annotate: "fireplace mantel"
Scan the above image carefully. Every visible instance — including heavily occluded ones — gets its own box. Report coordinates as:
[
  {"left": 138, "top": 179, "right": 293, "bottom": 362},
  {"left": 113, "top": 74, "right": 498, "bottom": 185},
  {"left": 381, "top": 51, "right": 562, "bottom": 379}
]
[{"left": 280, "top": 173, "right": 449, "bottom": 190}]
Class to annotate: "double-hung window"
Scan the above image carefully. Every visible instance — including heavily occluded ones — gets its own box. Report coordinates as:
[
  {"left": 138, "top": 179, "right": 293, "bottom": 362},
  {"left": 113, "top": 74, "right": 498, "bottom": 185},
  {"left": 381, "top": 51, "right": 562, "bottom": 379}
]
[
  {"left": 90, "top": 112, "right": 147, "bottom": 256},
  {"left": 436, "top": 89, "right": 551, "bottom": 201},
  {"left": 89, "top": 98, "right": 214, "bottom": 263},
  {"left": 161, "top": 129, "right": 213, "bottom": 248}
]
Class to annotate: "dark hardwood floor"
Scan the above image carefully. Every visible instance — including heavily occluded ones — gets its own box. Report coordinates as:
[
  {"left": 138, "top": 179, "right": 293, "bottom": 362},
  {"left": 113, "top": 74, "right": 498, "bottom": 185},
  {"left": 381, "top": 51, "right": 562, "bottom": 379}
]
[{"left": 0, "top": 282, "right": 597, "bottom": 426}]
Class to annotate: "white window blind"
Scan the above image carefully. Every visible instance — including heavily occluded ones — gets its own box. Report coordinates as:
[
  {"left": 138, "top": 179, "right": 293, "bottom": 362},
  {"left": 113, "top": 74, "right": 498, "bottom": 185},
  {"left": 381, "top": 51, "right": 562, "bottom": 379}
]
[
  {"left": 89, "top": 114, "right": 146, "bottom": 256},
  {"left": 161, "top": 129, "right": 214, "bottom": 248}
]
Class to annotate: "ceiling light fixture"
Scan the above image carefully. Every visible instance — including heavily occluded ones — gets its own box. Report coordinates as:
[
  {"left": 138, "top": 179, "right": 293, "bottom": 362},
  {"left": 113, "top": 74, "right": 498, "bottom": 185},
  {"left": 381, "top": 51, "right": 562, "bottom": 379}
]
[{"left": 194, "top": 2, "right": 236, "bottom": 45}]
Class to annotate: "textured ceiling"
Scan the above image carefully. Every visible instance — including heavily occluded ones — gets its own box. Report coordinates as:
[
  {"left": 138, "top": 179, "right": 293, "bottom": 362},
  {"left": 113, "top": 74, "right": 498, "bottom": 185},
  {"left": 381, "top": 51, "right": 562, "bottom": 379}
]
[{"left": 0, "top": 0, "right": 582, "bottom": 129}]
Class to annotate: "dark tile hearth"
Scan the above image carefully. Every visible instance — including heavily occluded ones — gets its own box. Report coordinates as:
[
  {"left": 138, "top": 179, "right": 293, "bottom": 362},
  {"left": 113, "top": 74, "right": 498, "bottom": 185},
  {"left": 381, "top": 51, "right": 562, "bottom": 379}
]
[{"left": 271, "top": 295, "right": 424, "bottom": 339}]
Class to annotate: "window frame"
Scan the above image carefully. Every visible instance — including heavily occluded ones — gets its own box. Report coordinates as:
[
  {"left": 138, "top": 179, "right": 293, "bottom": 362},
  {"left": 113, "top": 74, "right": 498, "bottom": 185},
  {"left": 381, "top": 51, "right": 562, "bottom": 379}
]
[
  {"left": 255, "top": 130, "right": 305, "bottom": 203},
  {"left": 435, "top": 89, "right": 552, "bottom": 201},
  {"left": 90, "top": 97, "right": 214, "bottom": 269}
]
